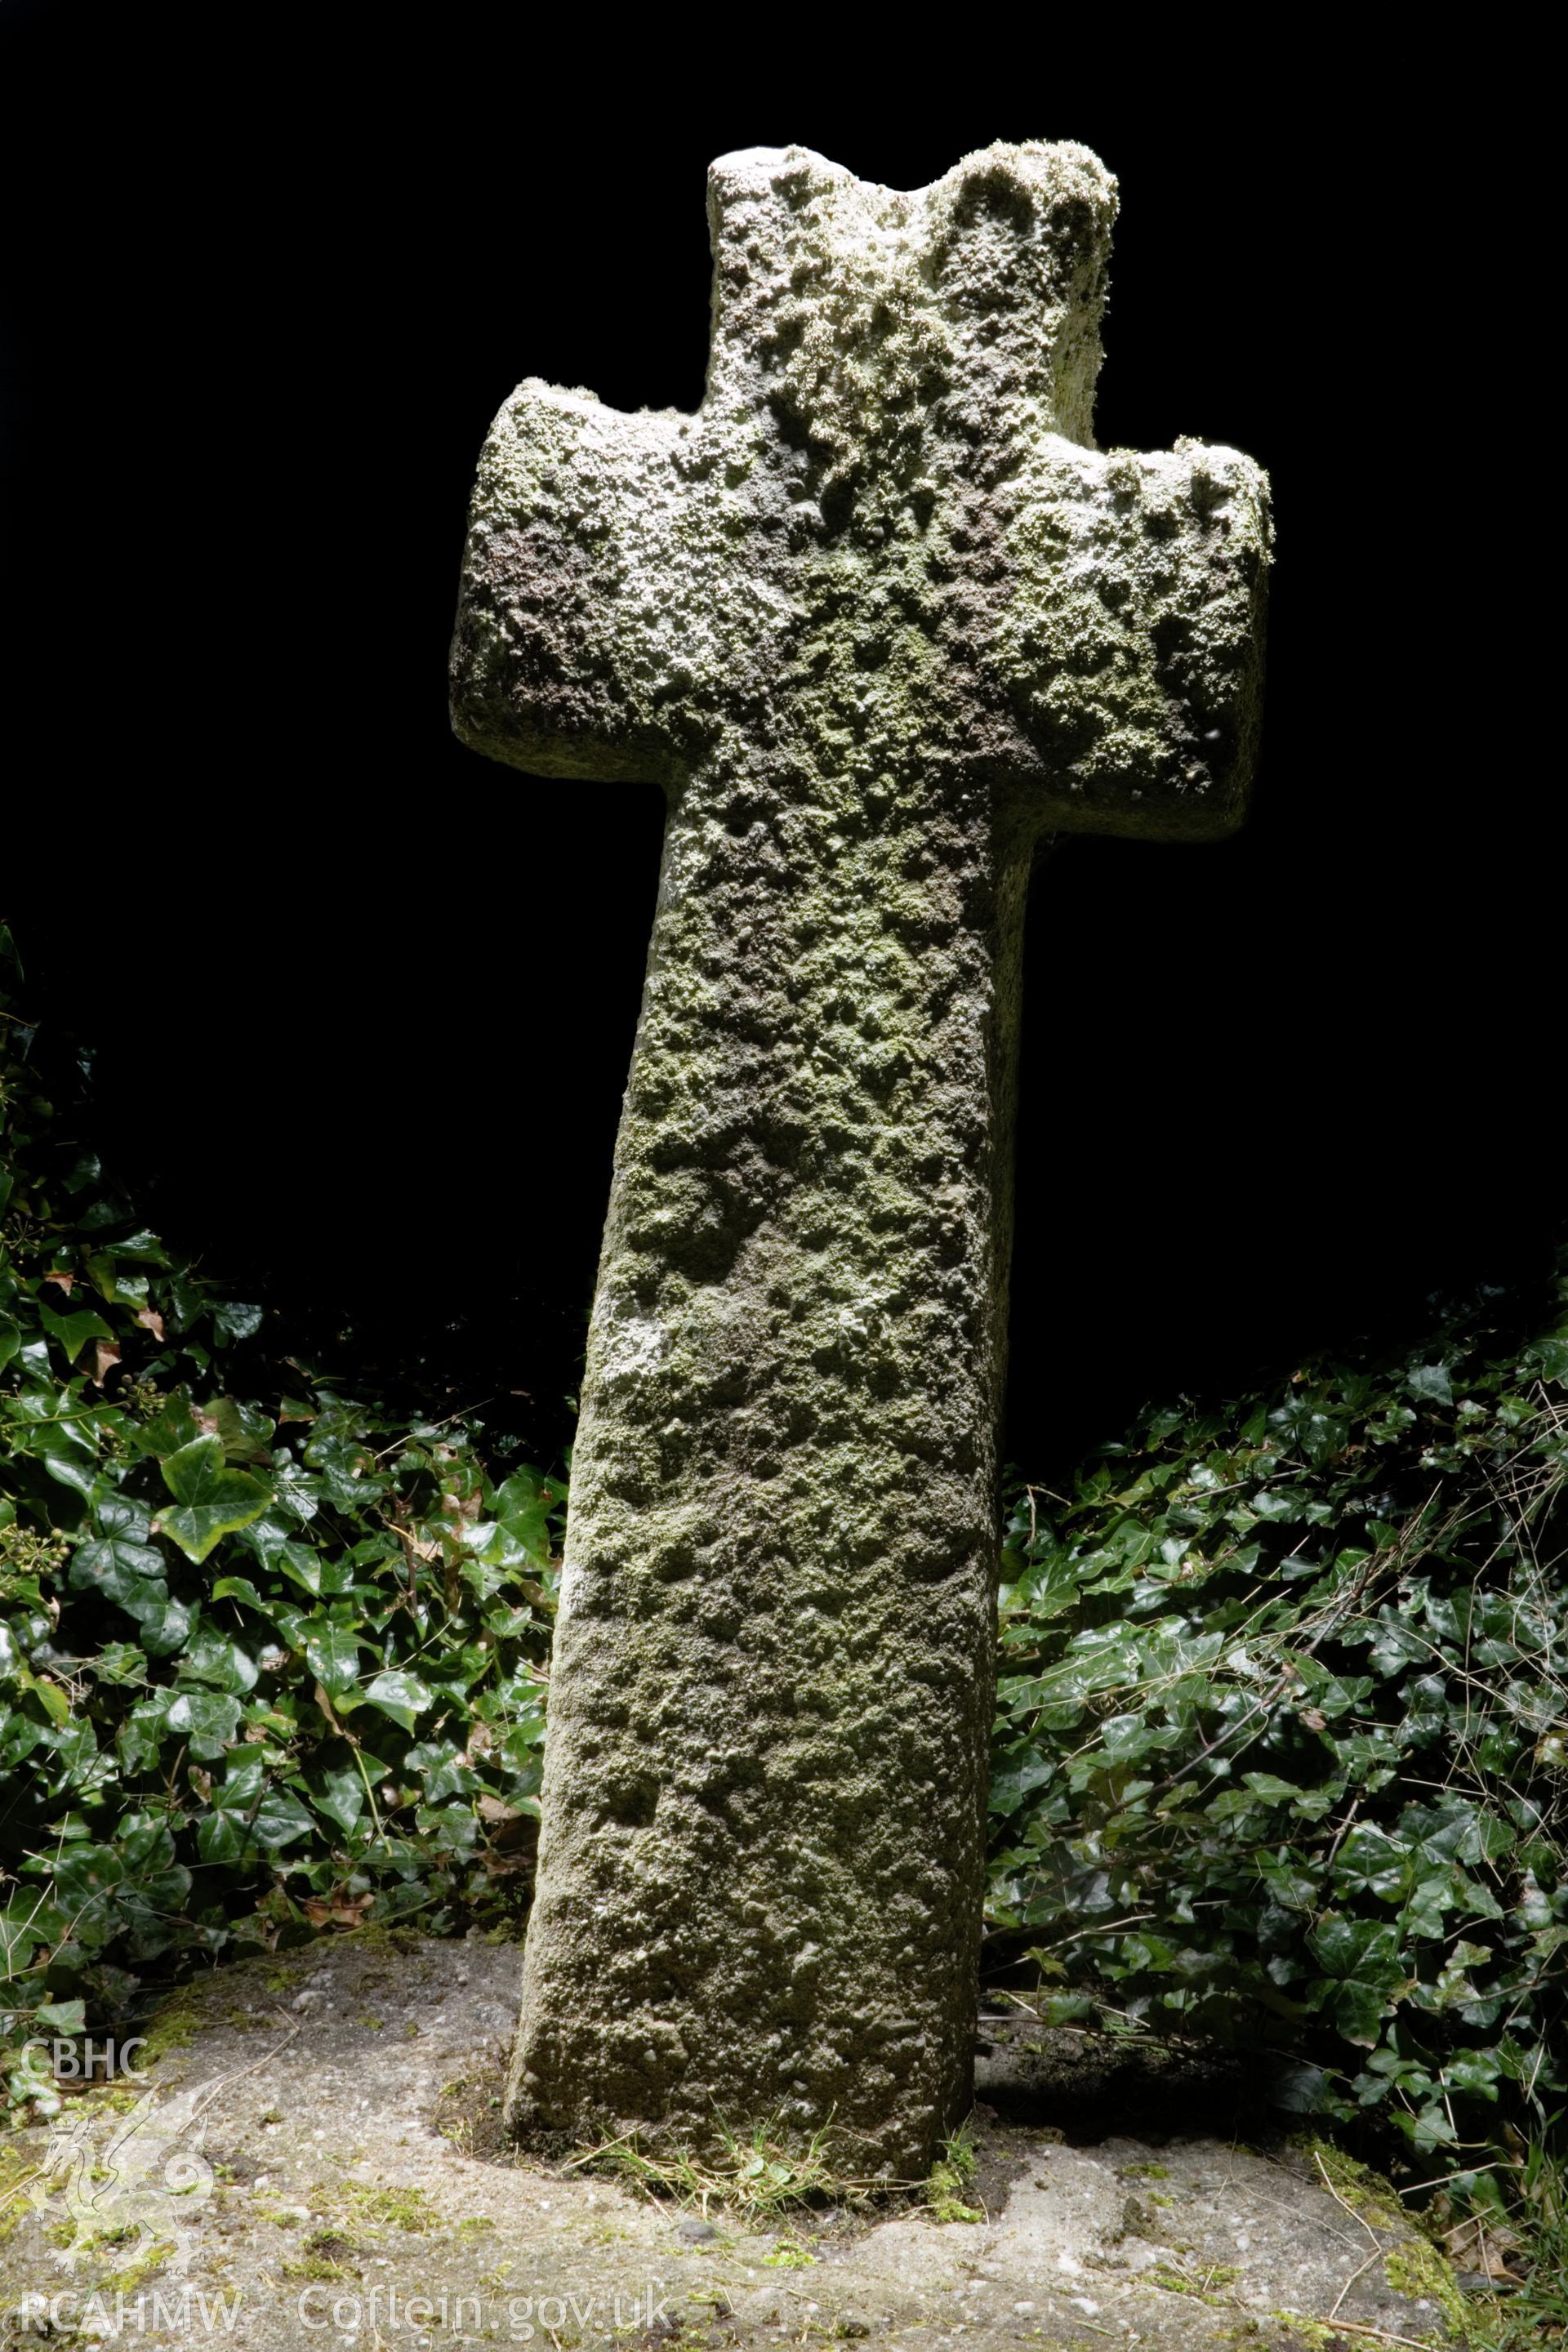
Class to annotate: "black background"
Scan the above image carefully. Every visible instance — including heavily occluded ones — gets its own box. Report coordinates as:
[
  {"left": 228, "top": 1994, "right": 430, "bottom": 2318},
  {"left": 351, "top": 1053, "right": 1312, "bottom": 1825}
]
[{"left": 1, "top": 11, "right": 1556, "bottom": 1473}]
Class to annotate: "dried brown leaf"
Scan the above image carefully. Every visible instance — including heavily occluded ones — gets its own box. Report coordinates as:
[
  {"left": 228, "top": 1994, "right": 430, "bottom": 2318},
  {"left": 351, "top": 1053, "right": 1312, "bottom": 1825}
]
[
  {"left": 1441, "top": 2216, "right": 1525, "bottom": 2279},
  {"left": 301, "top": 1891, "right": 374, "bottom": 1930}
]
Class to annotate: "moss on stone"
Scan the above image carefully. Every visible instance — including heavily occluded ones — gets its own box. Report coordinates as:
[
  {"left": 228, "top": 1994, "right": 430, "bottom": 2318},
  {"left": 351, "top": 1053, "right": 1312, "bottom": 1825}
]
[
  {"left": 139, "top": 1990, "right": 203, "bottom": 2065},
  {"left": 1147, "top": 2261, "right": 1244, "bottom": 2304},
  {"left": 1291, "top": 2136, "right": 1405, "bottom": 2234},
  {"left": 0, "top": 2140, "right": 38, "bottom": 2245},
  {"left": 100, "top": 2239, "right": 175, "bottom": 2296},
  {"left": 1383, "top": 2236, "right": 1472, "bottom": 2340},
  {"left": 340, "top": 2180, "right": 435, "bottom": 2234},
  {"left": 926, "top": 2123, "right": 984, "bottom": 2224}
]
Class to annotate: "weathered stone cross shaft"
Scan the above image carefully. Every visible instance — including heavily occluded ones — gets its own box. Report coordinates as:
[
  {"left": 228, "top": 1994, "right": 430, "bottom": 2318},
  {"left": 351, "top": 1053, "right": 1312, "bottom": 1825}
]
[{"left": 450, "top": 140, "right": 1271, "bottom": 2175}]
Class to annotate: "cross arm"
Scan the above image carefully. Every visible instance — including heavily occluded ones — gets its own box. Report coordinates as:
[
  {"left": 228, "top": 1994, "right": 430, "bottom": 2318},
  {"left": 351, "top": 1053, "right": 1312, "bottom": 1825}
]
[
  {"left": 449, "top": 381, "right": 704, "bottom": 789},
  {"left": 993, "top": 433, "right": 1272, "bottom": 841}
]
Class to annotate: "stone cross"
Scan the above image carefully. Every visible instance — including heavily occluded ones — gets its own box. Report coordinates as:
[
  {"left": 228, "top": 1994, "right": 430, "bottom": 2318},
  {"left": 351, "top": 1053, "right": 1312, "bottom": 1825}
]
[{"left": 450, "top": 140, "right": 1270, "bottom": 2178}]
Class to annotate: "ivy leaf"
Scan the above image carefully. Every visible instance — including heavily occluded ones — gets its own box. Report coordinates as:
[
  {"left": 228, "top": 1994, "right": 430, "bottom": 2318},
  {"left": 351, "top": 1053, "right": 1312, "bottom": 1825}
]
[
  {"left": 270, "top": 1544, "right": 323, "bottom": 1597},
  {"left": 1250, "top": 1487, "right": 1305, "bottom": 1522},
  {"left": 195, "top": 1753, "right": 314, "bottom": 1860},
  {"left": 86, "top": 1254, "right": 149, "bottom": 1308},
  {"left": 405, "top": 1740, "right": 478, "bottom": 1804},
  {"left": 302, "top": 1621, "right": 364, "bottom": 1699},
  {"left": 234, "top": 1513, "right": 299, "bottom": 1570},
  {"left": 1242, "top": 1771, "right": 1303, "bottom": 1804},
  {"left": 33, "top": 1998, "right": 87, "bottom": 2037},
  {"left": 92, "top": 1642, "right": 149, "bottom": 1686},
  {"left": 117, "top": 1590, "right": 195, "bottom": 1656},
  {"left": 271, "top": 1462, "right": 321, "bottom": 1523},
  {"left": 211, "top": 1575, "right": 269, "bottom": 1613},
  {"left": 164, "top": 1689, "right": 242, "bottom": 1760},
  {"left": 305, "top": 1762, "right": 364, "bottom": 1838},
  {"left": 363, "top": 1669, "right": 434, "bottom": 1733},
  {"left": 1525, "top": 1326, "right": 1568, "bottom": 1383},
  {"left": 128, "top": 1388, "right": 200, "bottom": 1459},
  {"left": 20, "top": 1668, "right": 72, "bottom": 1726},
  {"left": 1269, "top": 2062, "right": 1331, "bottom": 2114},
  {"left": 1311, "top": 1920, "right": 1402, "bottom": 1981},
  {"left": 195, "top": 1395, "right": 275, "bottom": 1463},
  {"left": 180, "top": 1629, "right": 259, "bottom": 1694},
  {"left": 1406, "top": 1363, "right": 1454, "bottom": 1406},
  {"left": 1307, "top": 1916, "right": 1409, "bottom": 2046},
  {"left": 469, "top": 1469, "right": 557, "bottom": 1570},
  {"left": 212, "top": 1300, "right": 264, "bottom": 1346},
  {"left": 17, "top": 1413, "right": 102, "bottom": 1499},
  {"left": 152, "top": 1436, "right": 271, "bottom": 1564},
  {"left": 117, "top": 1697, "right": 172, "bottom": 1772},
  {"left": 69, "top": 1535, "right": 167, "bottom": 1605},
  {"left": 989, "top": 1752, "right": 1054, "bottom": 1817},
  {"left": 54, "top": 1844, "right": 124, "bottom": 1907},
  {"left": 1336, "top": 1824, "right": 1414, "bottom": 1901},
  {"left": 112, "top": 1227, "right": 171, "bottom": 1265},
  {"left": 38, "top": 1303, "right": 116, "bottom": 1363}
]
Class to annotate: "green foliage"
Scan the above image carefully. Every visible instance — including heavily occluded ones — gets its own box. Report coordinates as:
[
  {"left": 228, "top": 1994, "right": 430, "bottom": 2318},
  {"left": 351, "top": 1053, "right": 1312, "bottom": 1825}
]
[
  {"left": 925, "top": 2119, "right": 983, "bottom": 2223},
  {"left": 989, "top": 1246, "right": 1568, "bottom": 2189},
  {"left": 0, "top": 938, "right": 560, "bottom": 2093},
  {"left": 577, "top": 2110, "right": 874, "bottom": 2217},
  {"left": 1466, "top": 2141, "right": 1568, "bottom": 2349}
]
